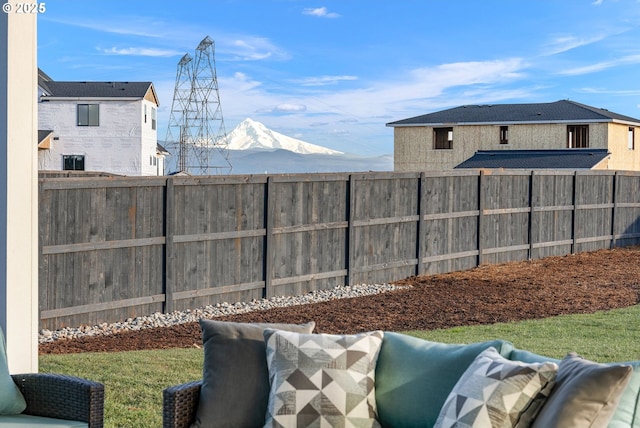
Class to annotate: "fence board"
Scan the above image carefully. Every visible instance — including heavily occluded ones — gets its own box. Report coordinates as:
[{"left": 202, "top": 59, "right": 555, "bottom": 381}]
[
  {"left": 269, "top": 178, "right": 349, "bottom": 295},
  {"left": 574, "top": 173, "right": 615, "bottom": 253},
  {"left": 530, "top": 173, "right": 575, "bottom": 258}
]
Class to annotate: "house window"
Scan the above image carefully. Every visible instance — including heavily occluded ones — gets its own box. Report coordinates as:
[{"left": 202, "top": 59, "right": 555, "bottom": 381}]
[
  {"left": 500, "top": 126, "right": 509, "bottom": 145},
  {"left": 151, "top": 107, "right": 157, "bottom": 130},
  {"left": 434, "top": 127, "right": 453, "bottom": 149},
  {"left": 63, "top": 155, "right": 85, "bottom": 171},
  {"left": 77, "top": 104, "right": 99, "bottom": 126},
  {"left": 567, "top": 125, "right": 589, "bottom": 148},
  {"left": 144, "top": 105, "right": 148, "bottom": 124},
  {"left": 629, "top": 127, "right": 635, "bottom": 150}
]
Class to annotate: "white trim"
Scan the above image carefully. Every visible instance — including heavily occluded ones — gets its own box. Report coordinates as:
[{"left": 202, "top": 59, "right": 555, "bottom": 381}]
[{"left": 0, "top": 3, "right": 38, "bottom": 373}]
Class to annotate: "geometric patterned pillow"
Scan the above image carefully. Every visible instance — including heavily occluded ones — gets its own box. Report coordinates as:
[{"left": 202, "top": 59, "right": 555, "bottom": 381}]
[
  {"left": 263, "top": 329, "right": 384, "bottom": 428},
  {"left": 434, "top": 347, "right": 558, "bottom": 428}
]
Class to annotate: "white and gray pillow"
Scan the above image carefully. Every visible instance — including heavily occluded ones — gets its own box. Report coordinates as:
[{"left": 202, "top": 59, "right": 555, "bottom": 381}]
[
  {"left": 263, "top": 329, "right": 384, "bottom": 428},
  {"left": 434, "top": 347, "right": 558, "bottom": 428}
]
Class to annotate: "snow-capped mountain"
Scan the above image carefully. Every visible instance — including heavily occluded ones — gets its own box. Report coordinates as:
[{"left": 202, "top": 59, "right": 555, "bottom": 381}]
[{"left": 224, "top": 118, "right": 343, "bottom": 155}]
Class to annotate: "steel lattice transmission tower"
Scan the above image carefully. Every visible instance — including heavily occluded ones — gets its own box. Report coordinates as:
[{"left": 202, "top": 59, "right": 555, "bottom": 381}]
[{"left": 165, "top": 36, "right": 232, "bottom": 174}]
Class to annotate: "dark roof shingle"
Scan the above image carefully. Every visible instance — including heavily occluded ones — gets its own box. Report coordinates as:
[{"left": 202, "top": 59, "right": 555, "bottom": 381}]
[
  {"left": 455, "top": 149, "right": 610, "bottom": 169},
  {"left": 387, "top": 100, "right": 640, "bottom": 126},
  {"left": 41, "top": 81, "right": 153, "bottom": 99}
]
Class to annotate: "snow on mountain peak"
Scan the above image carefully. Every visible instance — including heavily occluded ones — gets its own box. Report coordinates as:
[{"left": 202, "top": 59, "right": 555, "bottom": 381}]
[{"left": 224, "top": 118, "right": 343, "bottom": 155}]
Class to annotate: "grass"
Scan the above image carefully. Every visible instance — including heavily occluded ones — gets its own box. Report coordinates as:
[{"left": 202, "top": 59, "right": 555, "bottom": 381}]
[
  {"left": 39, "top": 304, "right": 640, "bottom": 428},
  {"left": 405, "top": 305, "right": 640, "bottom": 362},
  {"left": 40, "top": 348, "right": 204, "bottom": 428}
]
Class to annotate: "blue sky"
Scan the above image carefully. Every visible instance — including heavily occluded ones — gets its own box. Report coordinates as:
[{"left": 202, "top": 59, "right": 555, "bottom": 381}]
[{"left": 38, "top": 0, "right": 640, "bottom": 156}]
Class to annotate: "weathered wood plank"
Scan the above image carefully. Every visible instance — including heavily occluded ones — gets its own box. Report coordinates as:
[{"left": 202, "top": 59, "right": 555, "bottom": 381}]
[
  {"left": 172, "top": 281, "right": 264, "bottom": 300},
  {"left": 41, "top": 294, "right": 166, "bottom": 319},
  {"left": 42, "top": 237, "right": 165, "bottom": 255},
  {"left": 173, "top": 229, "right": 266, "bottom": 243}
]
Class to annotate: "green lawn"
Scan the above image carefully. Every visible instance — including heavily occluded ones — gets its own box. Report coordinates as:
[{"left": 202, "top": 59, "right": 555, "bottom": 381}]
[{"left": 40, "top": 304, "right": 640, "bottom": 428}]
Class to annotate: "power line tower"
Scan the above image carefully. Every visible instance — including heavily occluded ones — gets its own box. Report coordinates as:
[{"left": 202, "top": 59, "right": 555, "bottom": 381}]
[{"left": 165, "top": 36, "right": 232, "bottom": 175}]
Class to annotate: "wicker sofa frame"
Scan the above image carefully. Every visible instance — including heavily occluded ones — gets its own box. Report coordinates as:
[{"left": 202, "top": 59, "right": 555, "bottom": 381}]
[
  {"left": 162, "top": 380, "right": 202, "bottom": 428},
  {"left": 10, "top": 372, "right": 105, "bottom": 427}
]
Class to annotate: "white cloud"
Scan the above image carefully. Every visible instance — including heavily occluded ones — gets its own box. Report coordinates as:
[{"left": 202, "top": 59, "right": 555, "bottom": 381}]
[
  {"left": 579, "top": 87, "right": 640, "bottom": 96},
  {"left": 99, "top": 47, "right": 182, "bottom": 57},
  {"left": 221, "top": 36, "right": 290, "bottom": 61},
  {"left": 557, "top": 54, "right": 640, "bottom": 75},
  {"left": 272, "top": 103, "right": 307, "bottom": 113},
  {"left": 541, "top": 34, "right": 607, "bottom": 56},
  {"left": 329, "top": 128, "right": 350, "bottom": 135},
  {"left": 227, "top": 72, "right": 262, "bottom": 91},
  {"left": 295, "top": 75, "right": 358, "bottom": 86},
  {"left": 246, "top": 58, "right": 530, "bottom": 124},
  {"left": 48, "top": 16, "right": 289, "bottom": 63},
  {"left": 45, "top": 17, "right": 165, "bottom": 38},
  {"left": 302, "top": 7, "right": 341, "bottom": 18}
]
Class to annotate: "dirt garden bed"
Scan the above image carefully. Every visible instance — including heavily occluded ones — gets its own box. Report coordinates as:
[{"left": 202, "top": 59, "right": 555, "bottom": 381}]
[{"left": 40, "top": 246, "right": 640, "bottom": 354}]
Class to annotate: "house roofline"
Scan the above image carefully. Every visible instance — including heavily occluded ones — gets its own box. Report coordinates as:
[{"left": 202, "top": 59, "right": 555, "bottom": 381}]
[{"left": 385, "top": 119, "right": 638, "bottom": 127}]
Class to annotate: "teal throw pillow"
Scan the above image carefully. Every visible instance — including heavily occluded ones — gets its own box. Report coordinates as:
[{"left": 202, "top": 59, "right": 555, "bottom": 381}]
[{"left": 375, "top": 332, "right": 513, "bottom": 428}]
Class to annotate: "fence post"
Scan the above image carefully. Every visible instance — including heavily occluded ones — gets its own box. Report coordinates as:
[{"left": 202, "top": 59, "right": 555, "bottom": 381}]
[
  {"left": 611, "top": 171, "right": 619, "bottom": 249},
  {"left": 164, "top": 177, "right": 175, "bottom": 314},
  {"left": 477, "top": 170, "right": 486, "bottom": 266},
  {"left": 416, "top": 172, "right": 426, "bottom": 276},
  {"left": 264, "top": 176, "right": 275, "bottom": 298},
  {"left": 528, "top": 171, "right": 535, "bottom": 260},
  {"left": 571, "top": 171, "right": 578, "bottom": 254},
  {"left": 346, "top": 174, "right": 356, "bottom": 286}
]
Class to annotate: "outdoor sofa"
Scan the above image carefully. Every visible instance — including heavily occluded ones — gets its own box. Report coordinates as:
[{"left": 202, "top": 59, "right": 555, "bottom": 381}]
[
  {"left": 164, "top": 319, "right": 640, "bottom": 428},
  {"left": 0, "top": 329, "right": 104, "bottom": 427}
]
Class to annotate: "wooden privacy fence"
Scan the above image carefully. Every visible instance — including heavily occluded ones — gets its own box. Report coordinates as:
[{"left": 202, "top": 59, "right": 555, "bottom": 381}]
[{"left": 38, "top": 170, "right": 640, "bottom": 329}]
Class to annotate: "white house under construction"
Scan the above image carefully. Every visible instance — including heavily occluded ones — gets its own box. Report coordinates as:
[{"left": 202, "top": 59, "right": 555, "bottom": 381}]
[{"left": 37, "top": 70, "right": 168, "bottom": 176}]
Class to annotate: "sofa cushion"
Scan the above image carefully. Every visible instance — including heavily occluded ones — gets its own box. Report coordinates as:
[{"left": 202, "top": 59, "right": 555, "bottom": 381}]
[
  {"left": 191, "top": 319, "right": 315, "bottom": 428},
  {"left": 434, "top": 347, "right": 558, "bottom": 428},
  {"left": 263, "top": 329, "right": 384, "bottom": 428},
  {"left": 508, "top": 348, "right": 560, "bottom": 365},
  {"left": 608, "top": 361, "right": 640, "bottom": 428},
  {"left": 531, "top": 352, "right": 632, "bottom": 428},
  {"left": 375, "top": 332, "right": 513, "bottom": 428},
  {"left": 0, "top": 414, "right": 88, "bottom": 427},
  {"left": 510, "top": 348, "right": 640, "bottom": 428},
  {"left": 0, "top": 329, "right": 26, "bottom": 415}
]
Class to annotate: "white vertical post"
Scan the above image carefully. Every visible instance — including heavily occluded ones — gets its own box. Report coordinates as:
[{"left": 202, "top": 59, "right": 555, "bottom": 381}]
[{"left": 0, "top": 1, "right": 39, "bottom": 373}]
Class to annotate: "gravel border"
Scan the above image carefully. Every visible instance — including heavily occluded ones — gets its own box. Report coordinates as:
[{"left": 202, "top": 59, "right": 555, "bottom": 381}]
[{"left": 39, "top": 283, "right": 411, "bottom": 343}]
